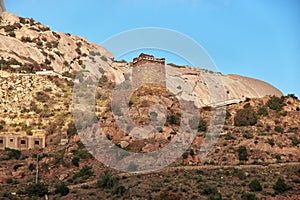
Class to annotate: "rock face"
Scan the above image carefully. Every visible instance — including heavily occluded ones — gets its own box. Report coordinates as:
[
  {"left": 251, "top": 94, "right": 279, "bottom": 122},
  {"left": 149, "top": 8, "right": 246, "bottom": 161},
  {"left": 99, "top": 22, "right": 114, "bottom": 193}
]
[{"left": 0, "top": 12, "right": 282, "bottom": 108}]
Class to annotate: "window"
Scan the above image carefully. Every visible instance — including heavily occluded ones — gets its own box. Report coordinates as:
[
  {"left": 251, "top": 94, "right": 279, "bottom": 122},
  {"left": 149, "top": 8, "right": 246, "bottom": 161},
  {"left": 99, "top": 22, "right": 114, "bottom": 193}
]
[
  {"left": 10, "top": 139, "right": 13, "bottom": 142},
  {"left": 0, "top": 139, "right": 3, "bottom": 144},
  {"left": 21, "top": 140, "right": 26, "bottom": 145},
  {"left": 34, "top": 140, "right": 40, "bottom": 145}
]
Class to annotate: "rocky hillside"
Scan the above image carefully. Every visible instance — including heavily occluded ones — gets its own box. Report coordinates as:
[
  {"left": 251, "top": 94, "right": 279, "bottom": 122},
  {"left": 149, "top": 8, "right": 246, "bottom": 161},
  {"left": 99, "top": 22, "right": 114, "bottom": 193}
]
[{"left": 0, "top": 12, "right": 299, "bottom": 200}]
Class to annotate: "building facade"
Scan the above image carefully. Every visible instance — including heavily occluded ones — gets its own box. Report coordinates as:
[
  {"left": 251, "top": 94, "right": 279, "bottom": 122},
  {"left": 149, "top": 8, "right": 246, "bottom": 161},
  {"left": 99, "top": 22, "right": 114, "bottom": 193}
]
[{"left": 0, "top": 134, "right": 45, "bottom": 150}]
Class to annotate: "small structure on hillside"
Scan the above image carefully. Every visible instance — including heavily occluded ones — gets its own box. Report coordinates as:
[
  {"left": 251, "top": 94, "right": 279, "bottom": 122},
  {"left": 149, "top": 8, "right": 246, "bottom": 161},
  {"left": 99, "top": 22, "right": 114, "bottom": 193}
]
[
  {"left": 0, "top": 132, "right": 45, "bottom": 150},
  {"left": 132, "top": 53, "right": 165, "bottom": 67}
]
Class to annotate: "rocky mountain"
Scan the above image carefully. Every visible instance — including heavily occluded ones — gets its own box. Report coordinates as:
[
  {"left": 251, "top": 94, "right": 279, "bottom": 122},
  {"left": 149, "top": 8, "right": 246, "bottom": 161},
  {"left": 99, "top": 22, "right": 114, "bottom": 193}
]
[{"left": 0, "top": 12, "right": 282, "bottom": 108}]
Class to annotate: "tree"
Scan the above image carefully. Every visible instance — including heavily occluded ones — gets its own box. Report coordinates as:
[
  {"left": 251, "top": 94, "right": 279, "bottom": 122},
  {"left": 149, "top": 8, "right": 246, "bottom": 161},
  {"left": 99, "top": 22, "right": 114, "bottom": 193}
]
[
  {"left": 249, "top": 179, "right": 262, "bottom": 191},
  {"left": 238, "top": 146, "right": 249, "bottom": 161},
  {"left": 54, "top": 182, "right": 70, "bottom": 196}
]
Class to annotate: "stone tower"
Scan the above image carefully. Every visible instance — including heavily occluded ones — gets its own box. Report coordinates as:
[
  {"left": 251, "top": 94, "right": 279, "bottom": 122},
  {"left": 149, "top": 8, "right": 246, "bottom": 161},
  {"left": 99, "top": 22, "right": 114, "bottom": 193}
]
[{"left": 0, "top": 0, "right": 6, "bottom": 14}]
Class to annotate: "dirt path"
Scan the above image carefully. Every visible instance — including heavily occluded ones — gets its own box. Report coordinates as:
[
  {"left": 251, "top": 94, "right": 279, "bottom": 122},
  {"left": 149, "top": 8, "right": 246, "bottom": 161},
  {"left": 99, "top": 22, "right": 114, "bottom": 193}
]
[{"left": 69, "top": 162, "right": 300, "bottom": 189}]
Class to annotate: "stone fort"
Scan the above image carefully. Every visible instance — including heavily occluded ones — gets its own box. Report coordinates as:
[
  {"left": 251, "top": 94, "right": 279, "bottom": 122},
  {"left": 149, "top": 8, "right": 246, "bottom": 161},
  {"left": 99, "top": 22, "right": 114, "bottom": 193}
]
[{"left": 133, "top": 53, "right": 165, "bottom": 67}]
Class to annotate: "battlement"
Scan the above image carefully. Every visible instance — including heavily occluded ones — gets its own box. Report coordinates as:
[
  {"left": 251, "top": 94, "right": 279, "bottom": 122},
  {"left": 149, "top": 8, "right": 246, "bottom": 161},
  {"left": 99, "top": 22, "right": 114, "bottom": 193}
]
[{"left": 132, "top": 53, "right": 165, "bottom": 67}]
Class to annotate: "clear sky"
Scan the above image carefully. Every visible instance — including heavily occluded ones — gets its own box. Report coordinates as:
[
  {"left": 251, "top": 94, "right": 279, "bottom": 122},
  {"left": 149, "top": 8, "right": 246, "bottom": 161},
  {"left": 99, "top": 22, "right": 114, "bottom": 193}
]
[{"left": 6, "top": 0, "right": 300, "bottom": 97}]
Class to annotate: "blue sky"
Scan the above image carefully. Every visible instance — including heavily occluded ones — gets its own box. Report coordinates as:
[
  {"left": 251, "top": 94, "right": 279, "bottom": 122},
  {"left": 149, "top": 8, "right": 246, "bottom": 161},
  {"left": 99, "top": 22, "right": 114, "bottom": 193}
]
[{"left": 6, "top": 0, "right": 300, "bottom": 97}]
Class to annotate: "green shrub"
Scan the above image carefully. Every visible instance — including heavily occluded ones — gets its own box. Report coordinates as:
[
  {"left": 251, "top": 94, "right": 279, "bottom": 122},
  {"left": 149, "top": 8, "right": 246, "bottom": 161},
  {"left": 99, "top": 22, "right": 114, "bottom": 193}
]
[
  {"left": 72, "top": 166, "right": 94, "bottom": 182},
  {"left": 167, "top": 113, "right": 181, "bottom": 125},
  {"left": 25, "top": 183, "right": 48, "bottom": 197},
  {"left": 226, "top": 110, "right": 231, "bottom": 119},
  {"left": 188, "top": 116, "right": 207, "bottom": 132},
  {"left": 54, "top": 182, "right": 69, "bottom": 196},
  {"left": 234, "top": 107, "right": 257, "bottom": 126},
  {"left": 5, "top": 148, "right": 21, "bottom": 160},
  {"left": 19, "top": 17, "right": 26, "bottom": 24},
  {"left": 266, "top": 96, "right": 284, "bottom": 112},
  {"left": 257, "top": 106, "right": 268, "bottom": 116},
  {"left": 6, "top": 178, "right": 13, "bottom": 184},
  {"left": 249, "top": 179, "right": 262, "bottom": 191},
  {"left": 208, "top": 194, "right": 222, "bottom": 200},
  {"left": 67, "top": 122, "right": 77, "bottom": 136},
  {"left": 113, "top": 185, "right": 127, "bottom": 195},
  {"left": 241, "top": 192, "right": 258, "bottom": 200},
  {"left": 273, "top": 177, "right": 291, "bottom": 194},
  {"left": 287, "top": 94, "right": 298, "bottom": 100},
  {"left": 243, "top": 132, "right": 254, "bottom": 139},
  {"left": 8, "top": 31, "right": 16, "bottom": 37},
  {"left": 291, "top": 137, "right": 300, "bottom": 146},
  {"left": 274, "top": 126, "right": 283, "bottom": 133},
  {"left": 190, "top": 149, "right": 195, "bottom": 156},
  {"left": 182, "top": 152, "right": 188, "bottom": 159},
  {"left": 72, "top": 156, "right": 80, "bottom": 167},
  {"left": 238, "top": 146, "right": 248, "bottom": 161},
  {"left": 97, "top": 170, "right": 118, "bottom": 189},
  {"left": 150, "top": 111, "right": 158, "bottom": 121},
  {"left": 225, "top": 133, "right": 235, "bottom": 140},
  {"left": 13, "top": 164, "right": 24, "bottom": 171},
  {"left": 200, "top": 184, "right": 219, "bottom": 195},
  {"left": 267, "top": 138, "right": 275, "bottom": 147},
  {"left": 29, "top": 163, "right": 35, "bottom": 171}
]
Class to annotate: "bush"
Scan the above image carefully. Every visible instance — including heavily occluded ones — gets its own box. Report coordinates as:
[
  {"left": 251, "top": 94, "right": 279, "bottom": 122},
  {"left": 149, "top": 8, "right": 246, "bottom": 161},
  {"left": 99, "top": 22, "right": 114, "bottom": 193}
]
[
  {"left": 6, "top": 148, "right": 21, "bottom": 160},
  {"left": 200, "top": 184, "right": 219, "bottom": 195},
  {"left": 190, "top": 149, "right": 195, "bottom": 156},
  {"left": 287, "top": 94, "right": 298, "bottom": 100},
  {"left": 25, "top": 183, "right": 48, "bottom": 197},
  {"left": 13, "top": 164, "right": 24, "bottom": 171},
  {"left": 72, "top": 156, "right": 80, "bottom": 167},
  {"left": 267, "top": 138, "right": 275, "bottom": 147},
  {"left": 67, "top": 122, "right": 77, "bottom": 136},
  {"left": 97, "top": 170, "right": 118, "bottom": 189},
  {"left": 249, "top": 179, "right": 262, "bottom": 191},
  {"left": 238, "top": 146, "right": 248, "bottom": 161},
  {"left": 273, "top": 177, "right": 292, "bottom": 194},
  {"left": 19, "top": 17, "right": 26, "bottom": 24},
  {"left": 257, "top": 106, "right": 268, "bottom": 116},
  {"left": 167, "top": 113, "right": 181, "bottom": 125},
  {"left": 243, "top": 132, "right": 254, "bottom": 139},
  {"left": 274, "top": 126, "right": 283, "bottom": 133},
  {"left": 113, "top": 185, "right": 127, "bottom": 195},
  {"left": 241, "top": 192, "right": 258, "bottom": 200},
  {"left": 72, "top": 166, "right": 94, "bottom": 183},
  {"left": 234, "top": 107, "right": 257, "bottom": 126},
  {"left": 54, "top": 182, "right": 70, "bottom": 196},
  {"left": 29, "top": 163, "right": 35, "bottom": 171},
  {"left": 188, "top": 116, "right": 207, "bottom": 132},
  {"left": 266, "top": 96, "right": 284, "bottom": 112},
  {"left": 36, "top": 91, "right": 50, "bottom": 103}
]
